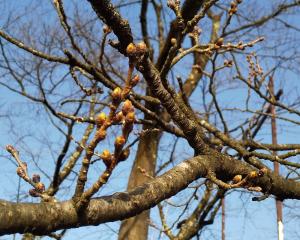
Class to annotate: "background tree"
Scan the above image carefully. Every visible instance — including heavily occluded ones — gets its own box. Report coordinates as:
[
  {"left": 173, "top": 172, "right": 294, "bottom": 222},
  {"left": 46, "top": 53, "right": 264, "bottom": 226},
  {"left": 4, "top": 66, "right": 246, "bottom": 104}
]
[{"left": 0, "top": 0, "right": 300, "bottom": 239}]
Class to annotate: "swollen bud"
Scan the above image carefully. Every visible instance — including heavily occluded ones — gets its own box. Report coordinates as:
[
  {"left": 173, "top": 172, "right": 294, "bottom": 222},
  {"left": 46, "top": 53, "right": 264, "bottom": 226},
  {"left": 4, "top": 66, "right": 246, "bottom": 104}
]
[
  {"left": 171, "top": 38, "right": 177, "bottom": 45},
  {"left": 6, "top": 145, "right": 15, "bottom": 154},
  {"left": 130, "top": 74, "right": 140, "bottom": 87},
  {"left": 101, "top": 149, "right": 112, "bottom": 168},
  {"left": 216, "top": 38, "right": 224, "bottom": 47},
  {"left": 112, "top": 87, "right": 123, "bottom": 102},
  {"left": 32, "top": 174, "right": 41, "bottom": 183},
  {"left": 29, "top": 189, "right": 40, "bottom": 197},
  {"left": 101, "top": 149, "right": 111, "bottom": 161},
  {"left": 248, "top": 171, "right": 258, "bottom": 179},
  {"left": 119, "top": 148, "right": 130, "bottom": 162},
  {"left": 125, "top": 111, "right": 135, "bottom": 124},
  {"left": 96, "top": 112, "right": 107, "bottom": 126},
  {"left": 122, "top": 100, "right": 134, "bottom": 115},
  {"left": 114, "top": 111, "right": 124, "bottom": 123},
  {"left": 126, "top": 43, "right": 137, "bottom": 56},
  {"left": 167, "top": 0, "right": 176, "bottom": 10},
  {"left": 115, "top": 136, "right": 126, "bottom": 148},
  {"left": 232, "top": 175, "right": 242, "bottom": 183},
  {"left": 35, "top": 182, "right": 45, "bottom": 193},
  {"left": 136, "top": 41, "right": 147, "bottom": 53},
  {"left": 16, "top": 167, "right": 26, "bottom": 178}
]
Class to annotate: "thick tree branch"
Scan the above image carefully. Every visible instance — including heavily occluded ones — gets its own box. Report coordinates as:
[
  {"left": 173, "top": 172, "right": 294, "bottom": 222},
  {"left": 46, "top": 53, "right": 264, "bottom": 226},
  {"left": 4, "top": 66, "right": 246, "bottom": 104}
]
[{"left": 1, "top": 153, "right": 300, "bottom": 235}]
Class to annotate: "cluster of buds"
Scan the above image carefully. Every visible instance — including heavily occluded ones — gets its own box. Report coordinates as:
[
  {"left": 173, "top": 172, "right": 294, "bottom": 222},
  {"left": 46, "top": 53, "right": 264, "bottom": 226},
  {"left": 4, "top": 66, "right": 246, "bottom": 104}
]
[
  {"left": 6, "top": 145, "right": 46, "bottom": 198},
  {"left": 229, "top": 1, "right": 237, "bottom": 16},
  {"left": 93, "top": 62, "right": 138, "bottom": 170},
  {"left": 126, "top": 42, "right": 147, "bottom": 58},
  {"left": 29, "top": 180, "right": 45, "bottom": 198},
  {"left": 229, "top": 0, "right": 242, "bottom": 16},
  {"left": 246, "top": 53, "right": 263, "bottom": 82},
  {"left": 231, "top": 167, "right": 267, "bottom": 190}
]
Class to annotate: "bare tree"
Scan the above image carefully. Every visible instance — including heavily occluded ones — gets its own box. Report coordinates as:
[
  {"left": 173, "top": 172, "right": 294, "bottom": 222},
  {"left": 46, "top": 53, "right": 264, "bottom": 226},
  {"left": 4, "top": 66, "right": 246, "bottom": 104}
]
[{"left": 0, "top": 0, "right": 300, "bottom": 240}]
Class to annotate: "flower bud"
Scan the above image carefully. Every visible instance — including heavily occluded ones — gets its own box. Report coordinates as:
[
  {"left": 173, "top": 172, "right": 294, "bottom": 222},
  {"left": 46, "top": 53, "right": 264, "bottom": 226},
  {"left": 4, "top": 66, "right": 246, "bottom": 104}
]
[
  {"left": 248, "top": 171, "right": 258, "bottom": 179},
  {"left": 130, "top": 74, "right": 140, "bottom": 87},
  {"left": 216, "top": 38, "right": 224, "bottom": 46},
  {"left": 171, "top": 38, "right": 177, "bottom": 45},
  {"left": 16, "top": 167, "right": 26, "bottom": 178},
  {"left": 126, "top": 43, "right": 137, "bottom": 56},
  {"left": 29, "top": 189, "right": 40, "bottom": 197},
  {"left": 230, "top": 1, "right": 237, "bottom": 8},
  {"left": 100, "top": 149, "right": 111, "bottom": 161},
  {"left": 111, "top": 87, "right": 123, "bottom": 102},
  {"left": 258, "top": 167, "right": 268, "bottom": 177},
  {"left": 32, "top": 174, "right": 41, "bottom": 183},
  {"left": 35, "top": 182, "right": 45, "bottom": 193},
  {"left": 6, "top": 145, "right": 15, "bottom": 154},
  {"left": 101, "top": 149, "right": 112, "bottom": 168},
  {"left": 114, "top": 111, "right": 124, "bottom": 123},
  {"left": 115, "top": 136, "right": 126, "bottom": 148},
  {"left": 96, "top": 112, "right": 107, "bottom": 126},
  {"left": 122, "top": 100, "right": 134, "bottom": 115},
  {"left": 232, "top": 175, "right": 242, "bottom": 183},
  {"left": 136, "top": 41, "right": 147, "bottom": 53},
  {"left": 125, "top": 111, "right": 135, "bottom": 124},
  {"left": 119, "top": 148, "right": 130, "bottom": 162}
]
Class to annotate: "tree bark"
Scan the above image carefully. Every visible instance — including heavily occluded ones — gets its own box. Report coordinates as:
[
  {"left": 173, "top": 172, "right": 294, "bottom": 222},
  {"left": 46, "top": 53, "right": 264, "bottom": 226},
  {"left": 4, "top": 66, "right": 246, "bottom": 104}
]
[{"left": 2, "top": 152, "right": 300, "bottom": 236}]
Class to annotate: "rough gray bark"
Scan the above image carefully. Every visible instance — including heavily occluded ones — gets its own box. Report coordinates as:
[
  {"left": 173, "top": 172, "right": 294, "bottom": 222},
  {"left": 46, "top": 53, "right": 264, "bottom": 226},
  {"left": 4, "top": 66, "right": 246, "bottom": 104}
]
[{"left": 2, "top": 152, "right": 300, "bottom": 236}]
